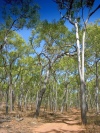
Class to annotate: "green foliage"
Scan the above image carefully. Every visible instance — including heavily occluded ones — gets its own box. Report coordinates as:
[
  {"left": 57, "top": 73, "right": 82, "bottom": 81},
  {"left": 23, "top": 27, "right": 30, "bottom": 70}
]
[
  {"left": 86, "top": 23, "right": 100, "bottom": 54},
  {"left": 55, "top": 0, "right": 98, "bottom": 26},
  {"left": 85, "top": 22, "right": 100, "bottom": 85},
  {"left": 31, "top": 20, "right": 73, "bottom": 55},
  {"left": 0, "top": 0, "right": 100, "bottom": 113},
  {"left": 1, "top": 0, "right": 40, "bottom": 30}
]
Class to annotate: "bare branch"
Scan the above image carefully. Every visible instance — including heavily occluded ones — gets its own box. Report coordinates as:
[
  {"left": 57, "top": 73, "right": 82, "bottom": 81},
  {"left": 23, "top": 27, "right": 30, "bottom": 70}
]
[
  {"left": 53, "top": 50, "right": 76, "bottom": 64},
  {"left": 59, "top": 9, "right": 75, "bottom": 25},
  {"left": 39, "top": 52, "right": 51, "bottom": 64},
  {"left": 86, "top": 4, "right": 100, "bottom": 24}
]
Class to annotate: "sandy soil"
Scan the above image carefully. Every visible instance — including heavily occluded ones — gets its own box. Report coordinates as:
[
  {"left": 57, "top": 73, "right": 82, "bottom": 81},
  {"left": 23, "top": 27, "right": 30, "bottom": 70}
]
[{"left": 0, "top": 109, "right": 100, "bottom": 133}]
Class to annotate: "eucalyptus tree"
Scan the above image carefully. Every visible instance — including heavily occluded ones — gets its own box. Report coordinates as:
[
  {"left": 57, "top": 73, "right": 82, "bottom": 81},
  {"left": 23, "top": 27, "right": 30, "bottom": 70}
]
[
  {"left": 0, "top": 0, "right": 39, "bottom": 51},
  {"left": 16, "top": 55, "right": 41, "bottom": 111},
  {"left": 0, "top": 30, "right": 28, "bottom": 112},
  {"left": 54, "top": 0, "right": 100, "bottom": 124},
  {"left": 85, "top": 23, "right": 100, "bottom": 113},
  {"left": 0, "top": 0, "right": 40, "bottom": 112},
  {"left": 30, "top": 20, "right": 75, "bottom": 117},
  {"left": 86, "top": 80, "right": 95, "bottom": 110},
  {"left": 54, "top": 54, "right": 80, "bottom": 112}
]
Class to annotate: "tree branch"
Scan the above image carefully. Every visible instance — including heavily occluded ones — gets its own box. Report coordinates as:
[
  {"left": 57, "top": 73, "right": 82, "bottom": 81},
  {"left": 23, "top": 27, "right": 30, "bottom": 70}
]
[
  {"left": 53, "top": 50, "right": 76, "bottom": 64},
  {"left": 86, "top": 4, "right": 100, "bottom": 24}
]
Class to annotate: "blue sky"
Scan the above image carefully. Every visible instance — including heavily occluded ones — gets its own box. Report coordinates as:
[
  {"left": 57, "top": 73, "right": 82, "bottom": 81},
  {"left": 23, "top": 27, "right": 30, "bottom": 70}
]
[
  {"left": 0, "top": 0, "right": 100, "bottom": 43},
  {"left": 18, "top": 0, "right": 61, "bottom": 42},
  {"left": 18, "top": 0, "right": 100, "bottom": 43},
  {"left": 34, "top": 0, "right": 100, "bottom": 23}
]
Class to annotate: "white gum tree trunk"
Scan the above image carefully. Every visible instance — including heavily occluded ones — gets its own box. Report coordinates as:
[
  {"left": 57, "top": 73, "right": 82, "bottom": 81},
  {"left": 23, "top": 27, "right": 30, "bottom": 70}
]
[{"left": 75, "top": 22, "right": 87, "bottom": 124}]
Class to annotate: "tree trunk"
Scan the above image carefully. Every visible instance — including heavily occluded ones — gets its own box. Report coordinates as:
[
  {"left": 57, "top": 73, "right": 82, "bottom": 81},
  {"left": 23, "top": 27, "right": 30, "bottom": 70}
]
[
  {"left": 65, "top": 88, "right": 68, "bottom": 111},
  {"left": 6, "top": 90, "right": 9, "bottom": 114},
  {"left": 61, "top": 83, "right": 69, "bottom": 113},
  {"left": 76, "top": 90, "right": 80, "bottom": 109},
  {"left": 18, "top": 94, "right": 22, "bottom": 111},
  {"left": 12, "top": 90, "right": 15, "bottom": 111},
  {"left": 34, "top": 84, "right": 47, "bottom": 117},
  {"left": 75, "top": 23, "right": 87, "bottom": 124},
  {"left": 34, "top": 70, "right": 50, "bottom": 118},
  {"left": 61, "top": 88, "right": 67, "bottom": 113},
  {"left": 24, "top": 93, "right": 28, "bottom": 110},
  {"left": 9, "top": 71, "right": 13, "bottom": 112},
  {"left": 9, "top": 84, "right": 13, "bottom": 112},
  {"left": 80, "top": 80, "right": 87, "bottom": 124},
  {"left": 55, "top": 83, "right": 58, "bottom": 112},
  {"left": 81, "top": 28, "right": 87, "bottom": 124},
  {"left": 95, "top": 55, "right": 99, "bottom": 113}
]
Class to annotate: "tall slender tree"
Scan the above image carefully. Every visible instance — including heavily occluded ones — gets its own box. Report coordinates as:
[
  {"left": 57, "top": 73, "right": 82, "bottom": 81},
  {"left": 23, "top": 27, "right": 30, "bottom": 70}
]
[
  {"left": 30, "top": 20, "right": 75, "bottom": 117},
  {"left": 86, "top": 23, "right": 100, "bottom": 113},
  {"left": 54, "top": 0, "right": 100, "bottom": 124}
]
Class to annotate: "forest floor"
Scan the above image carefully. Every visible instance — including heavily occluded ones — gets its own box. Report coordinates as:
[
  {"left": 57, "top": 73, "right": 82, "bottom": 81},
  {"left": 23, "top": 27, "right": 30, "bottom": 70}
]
[{"left": 0, "top": 108, "right": 100, "bottom": 133}]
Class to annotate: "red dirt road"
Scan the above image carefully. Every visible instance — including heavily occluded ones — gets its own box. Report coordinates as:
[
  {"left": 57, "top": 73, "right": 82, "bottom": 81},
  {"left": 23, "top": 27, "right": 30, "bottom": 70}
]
[{"left": 1, "top": 109, "right": 99, "bottom": 133}]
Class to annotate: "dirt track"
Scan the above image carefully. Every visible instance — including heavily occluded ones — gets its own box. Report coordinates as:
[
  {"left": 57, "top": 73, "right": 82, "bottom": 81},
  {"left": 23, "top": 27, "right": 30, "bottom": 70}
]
[{"left": 0, "top": 109, "right": 99, "bottom": 133}]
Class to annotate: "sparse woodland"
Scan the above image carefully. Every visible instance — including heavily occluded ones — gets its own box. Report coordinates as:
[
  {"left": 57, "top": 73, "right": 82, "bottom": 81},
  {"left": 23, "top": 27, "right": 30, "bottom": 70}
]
[{"left": 0, "top": 0, "right": 100, "bottom": 132}]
